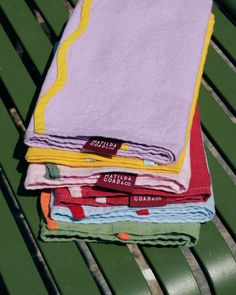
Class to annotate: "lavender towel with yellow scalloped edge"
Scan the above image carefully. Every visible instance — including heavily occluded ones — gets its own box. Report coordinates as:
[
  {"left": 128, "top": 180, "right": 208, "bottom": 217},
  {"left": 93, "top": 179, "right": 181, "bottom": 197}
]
[{"left": 25, "top": 0, "right": 213, "bottom": 166}]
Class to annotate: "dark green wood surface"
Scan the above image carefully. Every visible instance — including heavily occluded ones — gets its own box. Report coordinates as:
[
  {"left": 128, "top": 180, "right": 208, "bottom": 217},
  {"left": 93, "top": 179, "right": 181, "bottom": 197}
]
[
  {"left": 141, "top": 247, "right": 201, "bottom": 295},
  {"left": 205, "top": 148, "right": 236, "bottom": 239},
  {"left": 199, "top": 86, "right": 236, "bottom": 172},
  {"left": 0, "top": 99, "right": 101, "bottom": 295},
  {"left": 212, "top": 4, "right": 236, "bottom": 64},
  {"left": 88, "top": 243, "right": 151, "bottom": 294},
  {"left": 193, "top": 222, "right": 236, "bottom": 294},
  {"left": 1, "top": 0, "right": 52, "bottom": 75},
  {"left": 204, "top": 45, "right": 236, "bottom": 115},
  {"left": 0, "top": 190, "right": 47, "bottom": 295}
]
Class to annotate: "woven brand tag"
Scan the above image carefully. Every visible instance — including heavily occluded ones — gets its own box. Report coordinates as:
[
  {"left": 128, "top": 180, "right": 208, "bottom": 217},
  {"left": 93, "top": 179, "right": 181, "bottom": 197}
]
[
  {"left": 97, "top": 173, "right": 137, "bottom": 193},
  {"left": 82, "top": 138, "right": 122, "bottom": 156},
  {"left": 129, "top": 195, "right": 167, "bottom": 207}
]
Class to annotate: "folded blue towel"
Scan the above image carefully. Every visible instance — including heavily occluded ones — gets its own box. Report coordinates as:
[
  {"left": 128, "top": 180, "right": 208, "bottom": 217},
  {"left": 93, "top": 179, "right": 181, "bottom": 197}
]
[{"left": 50, "top": 190, "right": 215, "bottom": 224}]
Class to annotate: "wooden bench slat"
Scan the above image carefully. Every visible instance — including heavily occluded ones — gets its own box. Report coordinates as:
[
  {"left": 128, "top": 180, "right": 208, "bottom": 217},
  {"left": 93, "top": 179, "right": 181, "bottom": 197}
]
[
  {"left": 199, "top": 85, "right": 236, "bottom": 172},
  {"left": 33, "top": 0, "right": 69, "bottom": 38},
  {"left": 0, "top": 100, "right": 101, "bottom": 295},
  {"left": 89, "top": 243, "right": 151, "bottom": 295},
  {"left": 141, "top": 247, "right": 201, "bottom": 295},
  {"left": 0, "top": 190, "right": 48, "bottom": 295},
  {"left": 0, "top": 26, "right": 35, "bottom": 120},
  {"left": 206, "top": 148, "right": 236, "bottom": 239},
  {"left": 1, "top": 0, "right": 53, "bottom": 75},
  {"left": 212, "top": 4, "right": 236, "bottom": 64},
  {"left": 193, "top": 222, "right": 236, "bottom": 294},
  {"left": 204, "top": 45, "right": 236, "bottom": 114}
]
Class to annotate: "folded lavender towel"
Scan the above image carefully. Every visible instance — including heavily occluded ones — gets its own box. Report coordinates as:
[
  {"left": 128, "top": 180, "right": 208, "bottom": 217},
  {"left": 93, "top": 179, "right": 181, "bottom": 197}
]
[{"left": 25, "top": 0, "right": 213, "bottom": 166}]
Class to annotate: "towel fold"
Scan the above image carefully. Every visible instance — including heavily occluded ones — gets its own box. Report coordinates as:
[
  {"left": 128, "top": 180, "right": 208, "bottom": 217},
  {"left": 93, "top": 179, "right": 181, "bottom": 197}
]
[
  {"left": 24, "top": 140, "right": 190, "bottom": 191},
  {"left": 40, "top": 220, "right": 200, "bottom": 246},
  {"left": 50, "top": 190, "right": 215, "bottom": 224},
  {"left": 63, "top": 108, "right": 211, "bottom": 205},
  {"left": 41, "top": 191, "right": 200, "bottom": 246},
  {"left": 54, "top": 187, "right": 208, "bottom": 207},
  {"left": 25, "top": 109, "right": 211, "bottom": 202},
  {"left": 25, "top": 0, "right": 214, "bottom": 173}
]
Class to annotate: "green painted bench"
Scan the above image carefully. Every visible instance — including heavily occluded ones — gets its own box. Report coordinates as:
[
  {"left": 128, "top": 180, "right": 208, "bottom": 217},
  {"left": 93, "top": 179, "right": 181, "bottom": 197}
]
[{"left": 1, "top": 1, "right": 236, "bottom": 294}]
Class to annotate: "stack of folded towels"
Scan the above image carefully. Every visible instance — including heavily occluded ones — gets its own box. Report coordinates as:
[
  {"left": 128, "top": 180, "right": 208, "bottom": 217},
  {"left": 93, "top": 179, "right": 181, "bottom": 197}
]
[{"left": 24, "top": 0, "right": 215, "bottom": 247}]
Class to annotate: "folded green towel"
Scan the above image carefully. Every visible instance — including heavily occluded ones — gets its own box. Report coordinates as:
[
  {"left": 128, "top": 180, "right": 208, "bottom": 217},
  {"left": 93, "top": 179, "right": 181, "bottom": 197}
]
[{"left": 40, "top": 219, "right": 200, "bottom": 247}]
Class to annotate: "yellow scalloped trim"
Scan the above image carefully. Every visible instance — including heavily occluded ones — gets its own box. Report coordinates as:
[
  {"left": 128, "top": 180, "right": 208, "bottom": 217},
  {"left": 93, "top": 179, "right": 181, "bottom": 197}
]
[
  {"left": 176, "top": 13, "right": 215, "bottom": 170},
  {"left": 34, "top": 0, "right": 94, "bottom": 134}
]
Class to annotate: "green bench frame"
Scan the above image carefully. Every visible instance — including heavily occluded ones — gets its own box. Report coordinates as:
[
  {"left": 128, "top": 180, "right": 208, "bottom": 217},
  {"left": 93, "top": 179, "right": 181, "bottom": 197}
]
[{"left": 1, "top": 1, "right": 236, "bottom": 294}]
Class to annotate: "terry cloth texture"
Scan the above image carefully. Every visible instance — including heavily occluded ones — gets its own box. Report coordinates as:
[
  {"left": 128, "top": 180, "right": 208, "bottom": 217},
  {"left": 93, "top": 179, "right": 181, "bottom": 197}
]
[
  {"left": 41, "top": 192, "right": 200, "bottom": 246},
  {"left": 49, "top": 190, "right": 215, "bottom": 224},
  {"left": 25, "top": 0, "right": 214, "bottom": 173}
]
